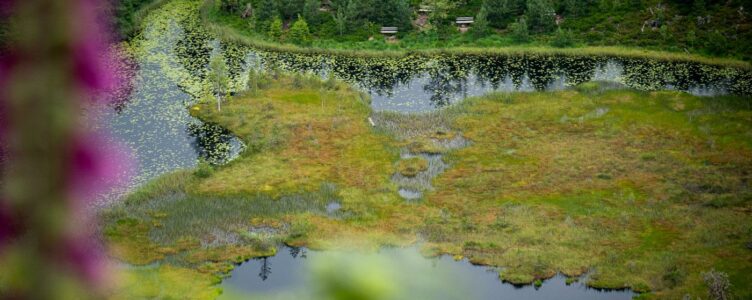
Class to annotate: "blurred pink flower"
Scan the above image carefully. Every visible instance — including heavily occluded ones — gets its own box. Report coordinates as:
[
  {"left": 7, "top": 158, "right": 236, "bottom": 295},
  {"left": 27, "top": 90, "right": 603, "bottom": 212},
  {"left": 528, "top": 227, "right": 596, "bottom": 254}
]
[
  {"left": 0, "top": 202, "right": 20, "bottom": 252},
  {"left": 63, "top": 233, "right": 109, "bottom": 285},
  {"left": 68, "top": 133, "right": 134, "bottom": 211},
  {"left": 1, "top": 0, "right": 134, "bottom": 295}
]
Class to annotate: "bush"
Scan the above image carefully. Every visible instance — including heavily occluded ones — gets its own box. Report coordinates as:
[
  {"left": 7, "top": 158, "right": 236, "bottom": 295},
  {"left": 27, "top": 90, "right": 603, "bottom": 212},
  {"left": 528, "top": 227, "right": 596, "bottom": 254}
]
[
  {"left": 194, "top": 160, "right": 214, "bottom": 178},
  {"left": 288, "top": 15, "right": 312, "bottom": 45},
  {"left": 473, "top": 5, "right": 490, "bottom": 38},
  {"left": 510, "top": 17, "right": 530, "bottom": 43},
  {"left": 551, "top": 27, "right": 575, "bottom": 47},
  {"left": 705, "top": 30, "right": 728, "bottom": 56},
  {"left": 662, "top": 265, "right": 685, "bottom": 288},
  {"left": 526, "top": 0, "right": 555, "bottom": 33},
  {"left": 268, "top": 16, "right": 284, "bottom": 41},
  {"left": 703, "top": 269, "right": 731, "bottom": 300}
]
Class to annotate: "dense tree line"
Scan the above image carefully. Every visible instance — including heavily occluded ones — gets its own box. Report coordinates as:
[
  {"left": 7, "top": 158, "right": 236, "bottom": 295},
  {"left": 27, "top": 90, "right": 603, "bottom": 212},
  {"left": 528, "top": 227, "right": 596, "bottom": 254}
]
[
  {"left": 209, "top": 0, "right": 750, "bottom": 59},
  {"left": 217, "top": 0, "right": 738, "bottom": 36}
]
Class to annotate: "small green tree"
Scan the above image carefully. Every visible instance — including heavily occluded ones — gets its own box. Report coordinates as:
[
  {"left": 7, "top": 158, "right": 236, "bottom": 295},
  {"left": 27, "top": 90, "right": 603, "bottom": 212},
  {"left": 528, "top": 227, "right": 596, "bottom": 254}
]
[
  {"left": 268, "top": 16, "right": 284, "bottom": 41},
  {"left": 421, "top": 0, "right": 458, "bottom": 24},
  {"left": 333, "top": 0, "right": 356, "bottom": 35},
  {"left": 484, "top": 0, "right": 515, "bottom": 28},
  {"left": 510, "top": 17, "right": 530, "bottom": 43},
  {"left": 280, "top": 0, "right": 306, "bottom": 20},
  {"left": 289, "top": 15, "right": 312, "bottom": 45},
  {"left": 526, "top": 0, "right": 556, "bottom": 33},
  {"left": 303, "top": 0, "right": 321, "bottom": 25},
  {"left": 551, "top": 27, "right": 575, "bottom": 47},
  {"left": 256, "top": 0, "right": 279, "bottom": 22},
  {"left": 705, "top": 30, "right": 728, "bottom": 56},
  {"left": 686, "top": 30, "right": 697, "bottom": 48},
  {"left": 473, "top": 5, "right": 490, "bottom": 38},
  {"left": 208, "top": 55, "right": 229, "bottom": 112},
  {"left": 563, "top": 0, "right": 584, "bottom": 17}
]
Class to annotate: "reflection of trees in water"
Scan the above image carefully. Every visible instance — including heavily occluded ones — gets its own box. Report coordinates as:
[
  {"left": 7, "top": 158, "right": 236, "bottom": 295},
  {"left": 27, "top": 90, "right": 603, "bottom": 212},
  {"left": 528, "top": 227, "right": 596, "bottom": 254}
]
[
  {"left": 424, "top": 58, "right": 470, "bottom": 108},
  {"left": 259, "top": 257, "right": 271, "bottom": 281},
  {"left": 247, "top": 48, "right": 752, "bottom": 104},
  {"left": 261, "top": 52, "right": 326, "bottom": 75},
  {"left": 187, "top": 122, "right": 233, "bottom": 164},
  {"left": 525, "top": 55, "right": 559, "bottom": 90},
  {"left": 289, "top": 247, "right": 307, "bottom": 259},
  {"left": 330, "top": 55, "right": 423, "bottom": 97},
  {"left": 174, "top": 18, "right": 212, "bottom": 81},
  {"left": 190, "top": 45, "right": 752, "bottom": 107},
  {"left": 558, "top": 56, "right": 600, "bottom": 86},
  {"left": 220, "top": 41, "right": 248, "bottom": 80},
  {"left": 620, "top": 58, "right": 671, "bottom": 91},
  {"left": 469, "top": 55, "right": 510, "bottom": 90}
]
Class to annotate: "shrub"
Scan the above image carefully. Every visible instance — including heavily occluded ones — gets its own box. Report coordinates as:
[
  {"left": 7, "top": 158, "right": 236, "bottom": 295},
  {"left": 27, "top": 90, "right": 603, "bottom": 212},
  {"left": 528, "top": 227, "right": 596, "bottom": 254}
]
[
  {"left": 268, "top": 16, "right": 284, "bottom": 41},
  {"left": 194, "top": 160, "right": 214, "bottom": 178},
  {"left": 551, "top": 27, "right": 575, "bottom": 48},
  {"left": 288, "top": 15, "right": 312, "bottom": 45},
  {"left": 473, "top": 5, "right": 490, "bottom": 38},
  {"left": 510, "top": 17, "right": 530, "bottom": 43},
  {"left": 703, "top": 269, "right": 731, "bottom": 300},
  {"left": 705, "top": 30, "right": 728, "bottom": 56},
  {"left": 662, "top": 264, "right": 685, "bottom": 288},
  {"left": 525, "top": 0, "right": 555, "bottom": 33}
]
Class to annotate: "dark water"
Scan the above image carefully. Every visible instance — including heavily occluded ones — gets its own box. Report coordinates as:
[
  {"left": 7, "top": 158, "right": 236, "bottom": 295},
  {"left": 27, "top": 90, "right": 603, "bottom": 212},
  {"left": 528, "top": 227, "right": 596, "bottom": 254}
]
[{"left": 220, "top": 246, "right": 634, "bottom": 300}]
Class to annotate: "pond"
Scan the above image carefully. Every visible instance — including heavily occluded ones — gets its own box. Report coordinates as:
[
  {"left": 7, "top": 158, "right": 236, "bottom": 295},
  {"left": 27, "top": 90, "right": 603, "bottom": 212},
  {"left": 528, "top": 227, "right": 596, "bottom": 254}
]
[
  {"left": 97, "top": 1, "right": 752, "bottom": 195},
  {"left": 219, "top": 246, "right": 634, "bottom": 300},
  {"left": 97, "top": 1, "right": 751, "bottom": 297}
]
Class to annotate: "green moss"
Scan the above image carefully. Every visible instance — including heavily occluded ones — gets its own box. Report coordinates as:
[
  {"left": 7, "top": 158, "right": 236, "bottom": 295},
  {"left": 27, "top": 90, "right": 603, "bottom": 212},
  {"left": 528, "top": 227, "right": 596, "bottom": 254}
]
[
  {"left": 112, "top": 265, "right": 222, "bottom": 300},
  {"left": 534, "top": 279, "right": 543, "bottom": 287},
  {"left": 500, "top": 272, "right": 535, "bottom": 285},
  {"left": 395, "top": 157, "right": 429, "bottom": 177},
  {"left": 406, "top": 139, "right": 445, "bottom": 154},
  {"left": 185, "top": 245, "right": 277, "bottom": 265},
  {"left": 103, "top": 218, "right": 167, "bottom": 265}
]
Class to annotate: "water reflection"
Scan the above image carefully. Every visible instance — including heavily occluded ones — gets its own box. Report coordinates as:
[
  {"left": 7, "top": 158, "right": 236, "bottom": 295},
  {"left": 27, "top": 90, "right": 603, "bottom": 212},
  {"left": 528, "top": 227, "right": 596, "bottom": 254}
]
[
  {"left": 220, "top": 246, "right": 635, "bottom": 300},
  {"left": 254, "top": 51, "right": 750, "bottom": 112},
  {"left": 187, "top": 122, "right": 244, "bottom": 165}
]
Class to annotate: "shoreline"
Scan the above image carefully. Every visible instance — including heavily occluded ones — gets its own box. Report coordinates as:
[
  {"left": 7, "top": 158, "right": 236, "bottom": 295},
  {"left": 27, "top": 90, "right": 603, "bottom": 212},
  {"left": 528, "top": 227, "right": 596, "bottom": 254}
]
[{"left": 196, "top": 0, "right": 751, "bottom": 70}]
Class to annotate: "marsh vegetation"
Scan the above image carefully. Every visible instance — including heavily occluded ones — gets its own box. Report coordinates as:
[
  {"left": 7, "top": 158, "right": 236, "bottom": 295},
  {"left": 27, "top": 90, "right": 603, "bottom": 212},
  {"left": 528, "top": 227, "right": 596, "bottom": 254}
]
[
  {"left": 104, "top": 69, "right": 752, "bottom": 298},
  {"left": 94, "top": 2, "right": 752, "bottom": 299}
]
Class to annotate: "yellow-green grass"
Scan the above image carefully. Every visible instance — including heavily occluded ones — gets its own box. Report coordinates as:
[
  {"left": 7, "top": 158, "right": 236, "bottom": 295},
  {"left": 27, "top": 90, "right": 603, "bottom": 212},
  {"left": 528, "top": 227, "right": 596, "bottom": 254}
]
[
  {"left": 103, "top": 78, "right": 752, "bottom": 299},
  {"left": 189, "top": 75, "right": 399, "bottom": 197},
  {"left": 424, "top": 88, "right": 752, "bottom": 298}
]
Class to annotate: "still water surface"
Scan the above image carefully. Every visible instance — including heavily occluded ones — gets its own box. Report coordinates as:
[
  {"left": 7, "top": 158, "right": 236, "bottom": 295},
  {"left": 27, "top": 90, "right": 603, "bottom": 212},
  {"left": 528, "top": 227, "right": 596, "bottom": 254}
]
[{"left": 220, "top": 246, "right": 634, "bottom": 300}]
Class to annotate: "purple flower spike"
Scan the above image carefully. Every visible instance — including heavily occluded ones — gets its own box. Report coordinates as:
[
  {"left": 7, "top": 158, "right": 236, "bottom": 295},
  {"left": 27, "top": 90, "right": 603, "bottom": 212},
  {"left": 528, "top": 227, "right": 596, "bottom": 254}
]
[
  {"left": 64, "top": 234, "right": 108, "bottom": 285},
  {"left": 68, "top": 133, "right": 134, "bottom": 210}
]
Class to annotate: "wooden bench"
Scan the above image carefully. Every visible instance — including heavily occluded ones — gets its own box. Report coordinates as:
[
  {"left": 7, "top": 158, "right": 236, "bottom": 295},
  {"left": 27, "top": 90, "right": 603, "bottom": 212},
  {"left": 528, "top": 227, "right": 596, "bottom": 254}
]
[
  {"left": 380, "top": 27, "right": 399, "bottom": 35},
  {"left": 456, "top": 17, "right": 474, "bottom": 33},
  {"left": 456, "top": 17, "right": 475, "bottom": 25}
]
